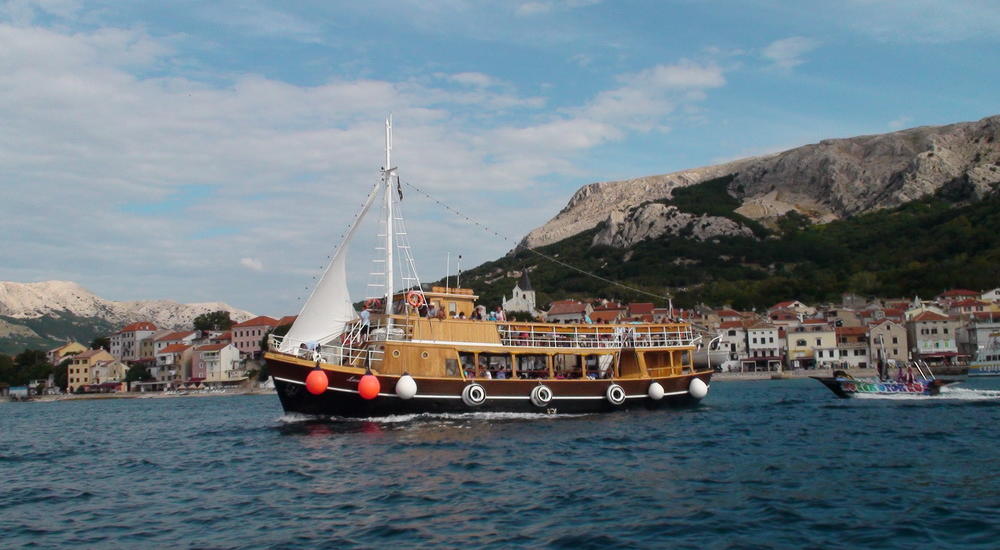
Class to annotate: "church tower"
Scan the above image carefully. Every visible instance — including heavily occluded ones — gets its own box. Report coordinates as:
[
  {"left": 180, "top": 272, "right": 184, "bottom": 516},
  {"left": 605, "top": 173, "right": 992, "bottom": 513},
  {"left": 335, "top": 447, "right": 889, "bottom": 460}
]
[{"left": 502, "top": 271, "right": 539, "bottom": 317}]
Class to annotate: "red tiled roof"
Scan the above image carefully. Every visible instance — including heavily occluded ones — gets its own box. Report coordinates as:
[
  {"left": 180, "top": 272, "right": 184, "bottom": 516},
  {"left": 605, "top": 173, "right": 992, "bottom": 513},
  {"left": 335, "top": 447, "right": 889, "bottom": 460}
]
[
  {"left": 716, "top": 309, "right": 741, "bottom": 317},
  {"left": 119, "top": 321, "right": 157, "bottom": 333},
  {"left": 719, "top": 321, "right": 745, "bottom": 329},
  {"left": 158, "top": 343, "right": 191, "bottom": 354},
  {"left": 590, "top": 311, "right": 620, "bottom": 323},
  {"left": 771, "top": 300, "right": 798, "bottom": 309},
  {"left": 155, "top": 330, "right": 195, "bottom": 342},
  {"left": 939, "top": 289, "right": 980, "bottom": 298},
  {"left": 951, "top": 299, "right": 988, "bottom": 307},
  {"left": 216, "top": 331, "right": 232, "bottom": 341},
  {"left": 548, "top": 301, "right": 586, "bottom": 315},
  {"left": 628, "top": 302, "right": 655, "bottom": 315},
  {"left": 276, "top": 315, "right": 297, "bottom": 326},
  {"left": 75, "top": 349, "right": 109, "bottom": 359},
  {"left": 836, "top": 326, "right": 868, "bottom": 336},
  {"left": 912, "top": 311, "right": 950, "bottom": 322},
  {"left": 232, "top": 315, "right": 279, "bottom": 328}
]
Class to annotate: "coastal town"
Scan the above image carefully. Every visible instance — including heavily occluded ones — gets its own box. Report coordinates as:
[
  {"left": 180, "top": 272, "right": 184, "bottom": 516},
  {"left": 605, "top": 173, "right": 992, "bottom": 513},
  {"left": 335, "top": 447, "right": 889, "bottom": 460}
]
[{"left": 3, "top": 273, "right": 999, "bottom": 400}]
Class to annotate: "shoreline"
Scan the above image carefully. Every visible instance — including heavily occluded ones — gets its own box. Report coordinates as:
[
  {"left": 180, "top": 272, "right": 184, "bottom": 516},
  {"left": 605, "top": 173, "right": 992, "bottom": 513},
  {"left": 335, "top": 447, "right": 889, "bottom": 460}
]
[{"left": 12, "top": 389, "right": 276, "bottom": 403}]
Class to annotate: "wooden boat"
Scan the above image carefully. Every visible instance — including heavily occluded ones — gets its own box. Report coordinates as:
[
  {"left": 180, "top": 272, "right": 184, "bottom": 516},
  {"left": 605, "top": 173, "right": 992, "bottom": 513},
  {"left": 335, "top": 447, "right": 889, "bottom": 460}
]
[{"left": 263, "top": 117, "right": 712, "bottom": 417}]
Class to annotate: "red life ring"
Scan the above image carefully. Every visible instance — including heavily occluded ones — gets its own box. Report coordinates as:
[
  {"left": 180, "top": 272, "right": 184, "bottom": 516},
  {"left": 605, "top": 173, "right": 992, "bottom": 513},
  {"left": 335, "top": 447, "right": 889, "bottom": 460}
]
[
  {"left": 364, "top": 298, "right": 382, "bottom": 310},
  {"left": 406, "top": 291, "right": 425, "bottom": 308}
]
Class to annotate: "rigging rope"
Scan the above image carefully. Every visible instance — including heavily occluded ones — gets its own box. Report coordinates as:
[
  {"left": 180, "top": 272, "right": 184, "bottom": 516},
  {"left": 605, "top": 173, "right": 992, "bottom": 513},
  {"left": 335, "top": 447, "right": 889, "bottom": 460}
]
[{"left": 401, "top": 181, "right": 672, "bottom": 302}]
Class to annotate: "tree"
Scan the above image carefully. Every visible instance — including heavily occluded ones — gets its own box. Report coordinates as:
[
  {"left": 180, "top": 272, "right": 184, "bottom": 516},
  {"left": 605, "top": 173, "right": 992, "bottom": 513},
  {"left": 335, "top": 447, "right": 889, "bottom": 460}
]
[
  {"left": 90, "top": 336, "right": 111, "bottom": 350},
  {"left": 193, "top": 310, "right": 235, "bottom": 331},
  {"left": 52, "top": 359, "right": 69, "bottom": 391},
  {"left": 125, "top": 364, "right": 152, "bottom": 383},
  {"left": 11, "top": 349, "right": 52, "bottom": 386},
  {"left": 0, "top": 353, "right": 14, "bottom": 385}
]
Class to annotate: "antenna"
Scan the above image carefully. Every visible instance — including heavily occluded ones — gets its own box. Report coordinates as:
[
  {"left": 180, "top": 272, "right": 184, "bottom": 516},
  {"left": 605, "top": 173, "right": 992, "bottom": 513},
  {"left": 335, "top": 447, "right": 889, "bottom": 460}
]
[{"left": 457, "top": 254, "right": 462, "bottom": 288}]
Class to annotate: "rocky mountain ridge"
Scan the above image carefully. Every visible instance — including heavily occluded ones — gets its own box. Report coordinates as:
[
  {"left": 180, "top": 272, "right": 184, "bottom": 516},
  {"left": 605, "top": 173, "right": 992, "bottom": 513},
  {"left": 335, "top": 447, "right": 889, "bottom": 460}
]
[
  {"left": 521, "top": 115, "right": 1000, "bottom": 249},
  {"left": 0, "top": 280, "right": 255, "bottom": 331}
]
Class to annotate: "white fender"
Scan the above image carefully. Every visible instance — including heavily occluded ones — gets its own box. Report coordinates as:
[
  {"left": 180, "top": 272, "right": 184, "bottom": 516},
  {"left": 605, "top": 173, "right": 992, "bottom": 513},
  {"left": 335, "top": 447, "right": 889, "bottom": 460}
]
[
  {"left": 606, "top": 383, "right": 626, "bottom": 406},
  {"left": 689, "top": 377, "right": 709, "bottom": 399},
  {"left": 647, "top": 382, "right": 665, "bottom": 400},
  {"left": 530, "top": 385, "right": 553, "bottom": 408},
  {"left": 395, "top": 374, "right": 417, "bottom": 400},
  {"left": 461, "top": 383, "right": 487, "bottom": 407}
]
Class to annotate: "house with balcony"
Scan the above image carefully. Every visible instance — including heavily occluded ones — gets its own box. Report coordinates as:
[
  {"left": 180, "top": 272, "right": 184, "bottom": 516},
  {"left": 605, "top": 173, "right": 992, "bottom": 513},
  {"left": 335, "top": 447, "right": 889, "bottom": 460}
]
[
  {"left": 835, "top": 326, "right": 869, "bottom": 368},
  {"left": 67, "top": 349, "right": 115, "bottom": 392},
  {"left": 109, "top": 321, "right": 158, "bottom": 362},
  {"left": 745, "top": 322, "right": 783, "bottom": 371},
  {"left": 152, "top": 343, "right": 192, "bottom": 388},
  {"left": 906, "top": 311, "right": 960, "bottom": 364},
  {"left": 192, "top": 343, "right": 243, "bottom": 385}
]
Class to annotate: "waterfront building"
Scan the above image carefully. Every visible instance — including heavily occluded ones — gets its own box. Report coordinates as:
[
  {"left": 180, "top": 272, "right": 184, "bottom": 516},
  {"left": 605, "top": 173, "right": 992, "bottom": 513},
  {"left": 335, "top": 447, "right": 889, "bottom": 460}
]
[
  {"left": 745, "top": 322, "right": 783, "bottom": 371},
  {"left": 868, "top": 320, "right": 908, "bottom": 365},
  {"left": 947, "top": 299, "right": 990, "bottom": 317},
  {"left": 109, "top": 322, "right": 158, "bottom": 362},
  {"left": 46, "top": 341, "right": 87, "bottom": 365},
  {"left": 153, "top": 343, "right": 192, "bottom": 386},
  {"left": 153, "top": 331, "right": 198, "bottom": 354},
  {"left": 545, "top": 300, "right": 593, "bottom": 324},
  {"left": 957, "top": 313, "right": 1000, "bottom": 358},
  {"left": 90, "top": 359, "right": 128, "bottom": 391},
  {"left": 231, "top": 316, "right": 279, "bottom": 359},
  {"left": 67, "top": 349, "right": 115, "bottom": 392},
  {"left": 192, "top": 343, "right": 243, "bottom": 383},
  {"left": 906, "top": 311, "right": 960, "bottom": 364},
  {"left": 502, "top": 272, "right": 540, "bottom": 317},
  {"left": 718, "top": 321, "right": 748, "bottom": 360},
  {"left": 824, "top": 308, "right": 862, "bottom": 328},
  {"left": 834, "top": 326, "right": 869, "bottom": 368}
]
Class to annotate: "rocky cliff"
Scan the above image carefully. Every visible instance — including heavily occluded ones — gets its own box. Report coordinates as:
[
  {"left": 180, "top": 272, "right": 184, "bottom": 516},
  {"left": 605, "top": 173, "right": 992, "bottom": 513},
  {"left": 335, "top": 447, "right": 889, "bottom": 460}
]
[
  {"left": 0, "top": 280, "right": 254, "bottom": 330},
  {"left": 521, "top": 115, "right": 1000, "bottom": 249}
]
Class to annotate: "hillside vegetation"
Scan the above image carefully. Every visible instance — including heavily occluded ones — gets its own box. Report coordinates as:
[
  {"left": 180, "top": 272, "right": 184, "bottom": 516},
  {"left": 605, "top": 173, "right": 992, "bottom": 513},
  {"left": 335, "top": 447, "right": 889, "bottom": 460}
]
[{"left": 454, "top": 179, "right": 1000, "bottom": 311}]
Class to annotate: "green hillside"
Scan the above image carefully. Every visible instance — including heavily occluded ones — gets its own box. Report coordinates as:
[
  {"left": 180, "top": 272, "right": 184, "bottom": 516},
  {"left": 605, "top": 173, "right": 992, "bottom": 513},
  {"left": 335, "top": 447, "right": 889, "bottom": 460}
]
[
  {"left": 0, "top": 311, "right": 114, "bottom": 356},
  {"left": 448, "top": 177, "right": 1000, "bottom": 311}
]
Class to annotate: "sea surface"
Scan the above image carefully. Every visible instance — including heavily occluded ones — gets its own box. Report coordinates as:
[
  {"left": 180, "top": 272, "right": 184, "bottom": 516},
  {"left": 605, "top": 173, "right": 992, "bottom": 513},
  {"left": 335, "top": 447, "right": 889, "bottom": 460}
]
[{"left": 3, "top": 377, "right": 1000, "bottom": 549}]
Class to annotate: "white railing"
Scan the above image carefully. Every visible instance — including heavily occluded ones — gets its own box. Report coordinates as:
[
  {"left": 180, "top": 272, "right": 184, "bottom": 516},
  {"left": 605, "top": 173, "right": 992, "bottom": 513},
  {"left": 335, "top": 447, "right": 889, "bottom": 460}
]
[
  {"left": 268, "top": 334, "right": 384, "bottom": 367},
  {"left": 496, "top": 323, "right": 697, "bottom": 350}
]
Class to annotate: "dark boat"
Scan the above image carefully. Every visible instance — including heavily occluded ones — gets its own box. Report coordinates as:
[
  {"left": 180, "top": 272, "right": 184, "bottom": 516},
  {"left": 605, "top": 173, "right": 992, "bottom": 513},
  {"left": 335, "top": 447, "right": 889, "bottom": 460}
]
[{"left": 812, "top": 361, "right": 956, "bottom": 398}]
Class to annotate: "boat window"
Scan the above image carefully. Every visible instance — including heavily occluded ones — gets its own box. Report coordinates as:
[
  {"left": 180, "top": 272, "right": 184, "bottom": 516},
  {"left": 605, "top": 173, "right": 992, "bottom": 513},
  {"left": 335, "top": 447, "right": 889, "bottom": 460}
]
[
  {"left": 585, "top": 354, "right": 614, "bottom": 379},
  {"left": 479, "top": 353, "right": 512, "bottom": 379},
  {"left": 459, "top": 352, "right": 475, "bottom": 378},
  {"left": 553, "top": 354, "right": 583, "bottom": 379},
  {"left": 516, "top": 354, "right": 548, "bottom": 379},
  {"left": 445, "top": 358, "right": 459, "bottom": 378}
]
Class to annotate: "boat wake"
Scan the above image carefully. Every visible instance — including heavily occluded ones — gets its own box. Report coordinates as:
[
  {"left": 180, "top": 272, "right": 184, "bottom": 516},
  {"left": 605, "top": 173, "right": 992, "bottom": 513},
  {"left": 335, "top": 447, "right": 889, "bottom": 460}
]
[{"left": 852, "top": 385, "right": 1000, "bottom": 401}]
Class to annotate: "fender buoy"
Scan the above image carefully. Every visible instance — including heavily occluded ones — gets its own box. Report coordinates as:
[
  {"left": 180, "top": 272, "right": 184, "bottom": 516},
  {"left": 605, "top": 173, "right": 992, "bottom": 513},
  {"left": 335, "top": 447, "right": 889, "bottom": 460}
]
[
  {"left": 406, "top": 291, "right": 425, "bottom": 308},
  {"left": 689, "top": 378, "right": 709, "bottom": 399},
  {"left": 305, "top": 368, "right": 328, "bottom": 395},
  {"left": 461, "top": 383, "right": 486, "bottom": 407},
  {"left": 364, "top": 298, "right": 382, "bottom": 310},
  {"left": 358, "top": 374, "right": 380, "bottom": 400},
  {"left": 530, "top": 384, "right": 553, "bottom": 408},
  {"left": 647, "top": 382, "right": 664, "bottom": 400},
  {"left": 606, "top": 383, "right": 626, "bottom": 405},
  {"left": 395, "top": 374, "right": 417, "bottom": 400}
]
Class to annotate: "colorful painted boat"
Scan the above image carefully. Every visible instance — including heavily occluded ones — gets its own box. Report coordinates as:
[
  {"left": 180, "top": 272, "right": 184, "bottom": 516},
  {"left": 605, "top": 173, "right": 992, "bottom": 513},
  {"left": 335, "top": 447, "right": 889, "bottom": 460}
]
[
  {"left": 264, "top": 117, "right": 712, "bottom": 417},
  {"left": 812, "top": 364, "right": 956, "bottom": 398}
]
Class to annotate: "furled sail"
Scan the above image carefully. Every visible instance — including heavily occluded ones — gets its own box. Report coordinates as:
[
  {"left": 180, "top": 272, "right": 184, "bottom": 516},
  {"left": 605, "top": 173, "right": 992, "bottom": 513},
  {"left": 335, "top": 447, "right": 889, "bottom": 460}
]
[{"left": 279, "top": 181, "right": 381, "bottom": 352}]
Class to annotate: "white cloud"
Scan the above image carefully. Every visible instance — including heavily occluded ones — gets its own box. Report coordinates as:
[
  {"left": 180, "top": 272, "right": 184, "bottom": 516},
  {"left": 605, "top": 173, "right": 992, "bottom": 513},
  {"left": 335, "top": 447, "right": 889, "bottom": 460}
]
[
  {"left": 516, "top": 2, "right": 551, "bottom": 16},
  {"left": 888, "top": 115, "right": 913, "bottom": 130},
  {"left": 240, "top": 257, "right": 264, "bottom": 271},
  {"left": 761, "top": 36, "right": 819, "bottom": 70},
  {"left": 0, "top": 20, "right": 725, "bottom": 315}
]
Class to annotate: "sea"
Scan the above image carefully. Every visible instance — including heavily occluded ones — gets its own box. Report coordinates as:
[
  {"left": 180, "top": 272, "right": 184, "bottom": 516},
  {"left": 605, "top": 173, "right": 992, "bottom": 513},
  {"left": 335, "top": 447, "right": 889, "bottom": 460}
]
[{"left": 3, "top": 377, "right": 1000, "bottom": 549}]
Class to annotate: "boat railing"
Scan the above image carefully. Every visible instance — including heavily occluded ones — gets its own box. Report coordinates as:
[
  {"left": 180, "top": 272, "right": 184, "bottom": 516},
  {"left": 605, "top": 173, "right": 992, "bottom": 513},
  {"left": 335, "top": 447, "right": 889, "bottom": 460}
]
[
  {"left": 496, "top": 323, "right": 697, "bottom": 349},
  {"left": 267, "top": 334, "right": 384, "bottom": 368}
]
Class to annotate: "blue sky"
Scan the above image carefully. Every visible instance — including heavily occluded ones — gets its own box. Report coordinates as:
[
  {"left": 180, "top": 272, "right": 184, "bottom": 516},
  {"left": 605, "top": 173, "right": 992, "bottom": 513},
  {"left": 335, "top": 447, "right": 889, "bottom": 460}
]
[{"left": 1, "top": 0, "right": 998, "bottom": 316}]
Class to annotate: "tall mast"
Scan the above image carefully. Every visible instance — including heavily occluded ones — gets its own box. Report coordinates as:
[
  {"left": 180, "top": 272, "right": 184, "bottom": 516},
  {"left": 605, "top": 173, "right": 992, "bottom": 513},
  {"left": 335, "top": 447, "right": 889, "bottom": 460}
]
[{"left": 384, "top": 116, "right": 395, "bottom": 320}]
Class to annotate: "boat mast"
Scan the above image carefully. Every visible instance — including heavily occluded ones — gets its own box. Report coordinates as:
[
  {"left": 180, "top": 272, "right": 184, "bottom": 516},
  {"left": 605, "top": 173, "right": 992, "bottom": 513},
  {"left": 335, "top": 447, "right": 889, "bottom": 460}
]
[{"left": 384, "top": 115, "right": 395, "bottom": 322}]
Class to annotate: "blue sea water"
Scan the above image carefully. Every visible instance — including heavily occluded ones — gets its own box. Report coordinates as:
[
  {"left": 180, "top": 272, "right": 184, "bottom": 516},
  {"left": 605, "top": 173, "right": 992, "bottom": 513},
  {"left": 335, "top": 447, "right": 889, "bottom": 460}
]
[{"left": 3, "top": 377, "right": 1000, "bottom": 549}]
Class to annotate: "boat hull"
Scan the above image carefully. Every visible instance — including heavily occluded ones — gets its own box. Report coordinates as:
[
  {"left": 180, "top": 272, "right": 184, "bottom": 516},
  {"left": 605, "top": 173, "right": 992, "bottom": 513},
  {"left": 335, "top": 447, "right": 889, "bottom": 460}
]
[
  {"left": 267, "top": 355, "right": 711, "bottom": 417},
  {"left": 811, "top": 377, "right": 954, "bottom": 398}
]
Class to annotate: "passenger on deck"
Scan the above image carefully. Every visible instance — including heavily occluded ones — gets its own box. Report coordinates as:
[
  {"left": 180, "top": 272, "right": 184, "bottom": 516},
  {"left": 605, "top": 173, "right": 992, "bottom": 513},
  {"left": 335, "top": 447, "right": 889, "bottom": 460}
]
[
  {"left": 470, "top": 308, "right": 483, "bottom": 321},
  {"left": 494, "top": 306, "right": 506, "bottom": 322}
]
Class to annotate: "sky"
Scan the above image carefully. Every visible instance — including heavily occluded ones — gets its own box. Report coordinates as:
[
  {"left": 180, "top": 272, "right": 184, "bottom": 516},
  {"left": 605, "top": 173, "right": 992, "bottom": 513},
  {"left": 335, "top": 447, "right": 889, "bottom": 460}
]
[{"left": 1, "top": 0, "right": 999, "bottom": 316}]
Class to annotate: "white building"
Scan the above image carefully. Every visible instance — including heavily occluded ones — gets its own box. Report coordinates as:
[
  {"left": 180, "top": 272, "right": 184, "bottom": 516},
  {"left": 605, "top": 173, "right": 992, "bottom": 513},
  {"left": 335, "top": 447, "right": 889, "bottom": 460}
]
[
  {"left": 109, "top": 321, "right": 158, "bottom": 362},
  {"left": 745, "top": 322, "right": 782, "bottom": 371},
  {"left": 906, "top": 311, "right": 960, "bottom": 363},
  {"left": 502, "top": 272, "right": 540, "bottom": 317}
]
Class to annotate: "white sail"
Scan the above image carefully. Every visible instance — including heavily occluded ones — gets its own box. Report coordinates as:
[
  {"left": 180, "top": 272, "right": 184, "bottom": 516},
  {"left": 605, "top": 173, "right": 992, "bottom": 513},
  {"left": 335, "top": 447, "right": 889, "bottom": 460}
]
[{"left": 280, "top": 181, "right": 381, "bottom": 352}]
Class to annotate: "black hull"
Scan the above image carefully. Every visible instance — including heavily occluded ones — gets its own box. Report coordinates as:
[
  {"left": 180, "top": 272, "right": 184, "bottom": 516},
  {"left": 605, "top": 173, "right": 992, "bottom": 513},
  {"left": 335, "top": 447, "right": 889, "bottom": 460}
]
[{"left": 273, "top": 378, "right": 704, "bottom": 417}]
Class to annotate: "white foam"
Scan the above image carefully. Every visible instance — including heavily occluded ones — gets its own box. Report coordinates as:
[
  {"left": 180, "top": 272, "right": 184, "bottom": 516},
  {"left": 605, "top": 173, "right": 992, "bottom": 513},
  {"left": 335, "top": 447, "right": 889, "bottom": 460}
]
[{"left": 851, "top": 385, "right": 1000, "bottom": 401}]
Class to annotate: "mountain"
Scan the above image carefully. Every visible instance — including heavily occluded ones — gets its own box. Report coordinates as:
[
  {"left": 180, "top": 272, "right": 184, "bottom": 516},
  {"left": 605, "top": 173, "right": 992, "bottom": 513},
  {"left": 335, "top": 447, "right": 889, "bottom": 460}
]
[
  {"left": 522, "top": 115, "right": 1000, "bottom": 250},
  {"left": 450, "top": 115, "right": 1000, "bottom": 310},
  {"left": 0, "top": 281, "right": 254, "bottom": 355}
]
